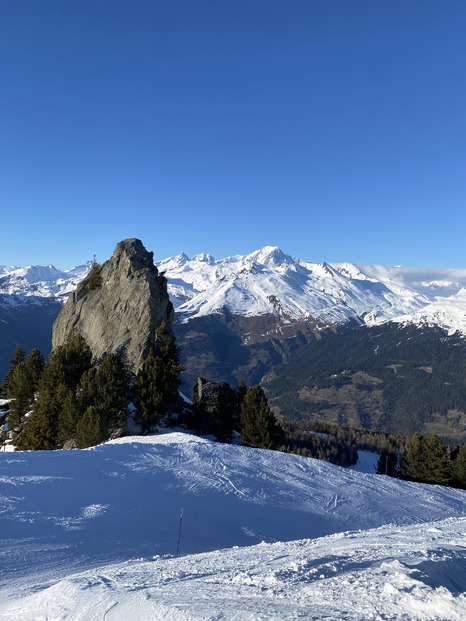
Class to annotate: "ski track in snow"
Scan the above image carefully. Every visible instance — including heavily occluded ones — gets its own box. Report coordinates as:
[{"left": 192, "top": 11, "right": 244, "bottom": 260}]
[{"left": 0, "top": 432, "right": 465, "bottom": 619}]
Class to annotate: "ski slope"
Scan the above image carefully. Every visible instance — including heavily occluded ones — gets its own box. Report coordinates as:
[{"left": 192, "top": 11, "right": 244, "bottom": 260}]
[{"left": 0, "top": 432, "right": 465, "bottom": 619}]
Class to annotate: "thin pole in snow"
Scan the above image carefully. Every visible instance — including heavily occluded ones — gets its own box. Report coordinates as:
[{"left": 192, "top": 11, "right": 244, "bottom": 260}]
[{"left": 176, "top": 507, "right": 184, "bottom": 556}]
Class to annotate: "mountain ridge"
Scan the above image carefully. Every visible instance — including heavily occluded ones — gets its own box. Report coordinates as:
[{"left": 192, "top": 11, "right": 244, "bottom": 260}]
[{"left": 3, "top": 246, "right": 466, "bottom": 336}]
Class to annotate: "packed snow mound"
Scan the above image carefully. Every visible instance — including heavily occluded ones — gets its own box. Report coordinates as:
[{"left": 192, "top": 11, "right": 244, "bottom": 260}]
[
  {"left": 1, "top": 518, "right": 464, "bottom": 620},
  {"left": 1, "top": 432, "right": 465, "bottom": 609}
]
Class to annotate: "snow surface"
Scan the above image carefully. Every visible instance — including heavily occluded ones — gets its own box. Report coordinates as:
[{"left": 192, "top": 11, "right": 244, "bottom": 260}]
[{"left": 0, "top": 432, "right": 465, "bottom": 619}]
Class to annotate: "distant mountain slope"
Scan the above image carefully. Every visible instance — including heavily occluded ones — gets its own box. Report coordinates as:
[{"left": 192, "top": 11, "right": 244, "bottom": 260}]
[
  {"left": 262, "top": 322, "right": 466, "bottom": 441},
  {"left": 0, "top": 262, "right": 91, "bottom": 378},
  {"left": 2, "top": 248, "right": 466, "bottom": 438},
  {"left": 159, "top": 247, "right": 466, "bottom": 334}
]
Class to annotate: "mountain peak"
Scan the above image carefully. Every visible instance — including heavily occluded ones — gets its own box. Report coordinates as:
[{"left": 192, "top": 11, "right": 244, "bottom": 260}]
[
  {"left": 248, "top": 246, "right": 291, "bottom": 266},
  {"left": 191, "top": 253, "right": 216, "bottom": 265}
]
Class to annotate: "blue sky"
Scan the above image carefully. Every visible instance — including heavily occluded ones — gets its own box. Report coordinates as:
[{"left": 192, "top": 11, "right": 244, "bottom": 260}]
[{"left": 1, "top": 1, "right": 465, "bottom": 269}]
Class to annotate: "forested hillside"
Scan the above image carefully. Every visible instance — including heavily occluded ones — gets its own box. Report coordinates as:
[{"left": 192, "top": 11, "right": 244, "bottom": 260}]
[{"left": 263, "top": 323, "right": 466, "bottom": 442}]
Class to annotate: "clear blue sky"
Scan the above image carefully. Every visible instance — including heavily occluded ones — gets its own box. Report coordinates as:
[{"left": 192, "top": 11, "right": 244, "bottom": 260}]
[{"left": 1, "top": 1, "right": 465, "bottom": 269}]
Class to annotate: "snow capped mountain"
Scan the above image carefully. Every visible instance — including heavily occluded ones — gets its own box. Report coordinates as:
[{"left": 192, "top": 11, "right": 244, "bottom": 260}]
[
  {"left": 158, "top": 246, "right": 466, "bottom": 335},
  {"left": 3, "top": 247, "right": 466, "bottom": 335},
  {"left": 0, "top": 262, "right": 92, "bottom": 302},
  {"left": 0, "top": 432, "right": 465, "bottom": 619}
]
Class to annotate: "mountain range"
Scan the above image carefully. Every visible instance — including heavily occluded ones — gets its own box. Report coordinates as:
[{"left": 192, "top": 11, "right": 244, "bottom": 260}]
[
  {"left": 3, "top": 247, "right": 466, "bottom": 336},
  {"left": 2, "top": 246, "right": 466, "bottom": 440},
  {"left": 159, "top": 246, "right": 466, "bottom": 335}
]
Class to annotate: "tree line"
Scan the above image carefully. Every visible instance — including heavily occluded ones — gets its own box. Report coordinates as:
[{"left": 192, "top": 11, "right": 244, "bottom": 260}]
[
  {"left": 390, "top": 432, "right": 466, "bottom": 489},
  {"left": 1, "top": 331, "right": 282, "bottom": 453},
  {"left": 2, "top": 332, "right": 465, "bottom": 491},
  {"left": 0, "top": 322, "right": 183, "bottom": 450}
]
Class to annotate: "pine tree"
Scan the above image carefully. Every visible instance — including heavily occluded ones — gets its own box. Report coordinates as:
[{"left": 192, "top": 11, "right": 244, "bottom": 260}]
[
  {"left": 213, "top": 383, "right": 237, "bottom": 443},
  {"left": 57, "top": 386, "right": 81, "bottom": 445},
  {"left": 2, "top": 345, "right": 26, "bottom": 394},
  {"left": 15, "top": 389, "right": 60, "bottom": 451},
  {"left": 134, "top": 322, "right": 184, "bottom": 433},
  {"left": 92, "top": 352, "right": 130, "bottom": 436},
  {"left": 40, "top": 331, "right": 93, "bottom": 393},
  {"left": 423, "top": 434, "right": 451, "bottom": 486},
  {"left": 87, "top": 255, "right": 102, "bottom": 291},
  {"left": 6, "top": 362, "right": 34, "bottom": 430},
  {"left": 376, "top": 449, "right": 399, "bottom": 477},
  {"left": 401, "top": 432, "right": 426, "bottom": 481},
  {"left": 76, "top": 406, "right": 105, "bottom": 449},
  {"left": 25, "top": 349, "right": 45, "bottom": 391},
  {"left": 5, "top": 348, "right": 45, "bottom": 430},
  {"left": 451, "top": 446, "right": 466, "bottom": 489},
  {"left": 239, "top": 385, "right": 281, "bottom": 450},
  {"left": 16, "top": 334, "right": 92, "bottom": 450}
]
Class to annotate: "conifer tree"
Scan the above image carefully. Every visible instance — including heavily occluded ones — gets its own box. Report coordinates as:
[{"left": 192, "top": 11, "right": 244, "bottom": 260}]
[
  {"left": 134, "top": 322, "right": 183, "bottom": 433},
  {"left": 239, "top": 385, "right": 281, "bottom": 450},
  {"left": 5, "top": 362, "right": 34, "bottom": 430},
  {"left": 25, "top": 349, "right": 45, "bottom": 391},
  {"left": 2, "top": 345, "right": 26, "bottom": 394},
  {"left": 57, "top": 386, "right": 81, "bottom": 445},
  {"left": 87, "top": 255, "right": 102, "bottom": 291},
  {"left": 401, "top": 432, "right": 426, "bottom": 481},
  {"left": 92, "top": 352, "right": 130, "bottom": 434},
  {"left": 422, "top": 434, "right": 451, "bottom": 486},
  {"left": 451, "top": 446, "right": 466, "bottom": 489},
  {"left": 15, "top": 389, "right": 61, "bottom": 451},
  {"left": 76, "top": 405, "right": 105, "bottom": 449},
  {"left": 5, "top": 349, "right": 45, "bottom": 430},
  {"left": 213, "top": 383, "right": 237, "bottom": 443},
  {"left": 40, "top": 331, "right": 93, "bottom": 394},
  {"left": 376, "top": 449, "right": 399, "bottom": 477},
  {"left": 15, "top": 334, "right": 92, "bottom": 450}
]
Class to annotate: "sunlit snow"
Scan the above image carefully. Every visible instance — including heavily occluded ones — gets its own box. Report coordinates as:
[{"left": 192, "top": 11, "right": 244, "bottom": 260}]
[{"left": 0, "top": 432, "right": 464, "bottom": 619}]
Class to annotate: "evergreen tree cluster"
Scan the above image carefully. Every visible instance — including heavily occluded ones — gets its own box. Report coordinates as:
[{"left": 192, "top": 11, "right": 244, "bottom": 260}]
[
  {"left": 400, "top": 432, "right": 466, "bottom": 489},
  {"left": 278, "top": 420, "right": 358, "bottom": 467},
  {"left": 279, "top": 419, "right": 410, "bottom": 468},
  {"left": 1, "top": 322, "right": 184, "bottom": 450},
  {"left": 263, "top": 323, "right": 466, "bottom": 441},
  {"left": 134, "top": 322, "right": 184, "bottom": 434},
  {"left": 7, "top": 332, "right": 131, "bottom": 450},
  {"left": 190, "top": 380, "right": 281, "bottom": 450}
]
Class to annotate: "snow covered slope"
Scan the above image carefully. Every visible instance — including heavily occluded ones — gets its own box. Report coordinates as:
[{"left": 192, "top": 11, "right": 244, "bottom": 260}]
[
  {"left": 159, "top": 247, "right": 466, "bottom": 334},
  {"left": 0, "top": 262, "right": 91, "bottom": 302},
  {"left": 3, "top": 248, "right": 466, "bottom": 334},
  {"left": 0, "top": 432, "right": 465, "bottom": 619},
  {"left": 2, "top": 518, "right": 464, "bottom": 620}
]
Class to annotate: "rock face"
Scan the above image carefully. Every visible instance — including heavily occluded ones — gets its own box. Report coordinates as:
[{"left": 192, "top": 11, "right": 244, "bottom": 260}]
[
  {"left": 52, "top": 239, "right": 174, "bottom": 373},
  {"left": 194, "top": 377, "right": 222, "bottom": 434}
]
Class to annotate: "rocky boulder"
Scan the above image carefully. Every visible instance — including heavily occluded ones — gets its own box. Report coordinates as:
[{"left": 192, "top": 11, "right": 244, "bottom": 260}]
[{"left": 52, "top": 239, "right": 174, "bottom": 374}]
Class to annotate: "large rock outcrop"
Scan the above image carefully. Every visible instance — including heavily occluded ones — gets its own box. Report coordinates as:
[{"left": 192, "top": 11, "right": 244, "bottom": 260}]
[{"left": 52, "top": 239, "right": 174, "bottom": 373}]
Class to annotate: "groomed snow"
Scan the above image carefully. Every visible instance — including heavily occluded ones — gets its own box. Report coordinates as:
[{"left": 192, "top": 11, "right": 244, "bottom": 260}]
[
  {"left": 0, "top": 432, "right": 465, "bottom": 619},
  {"left": 2, "top": 518, "right": 464, "bottom": 620}
]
